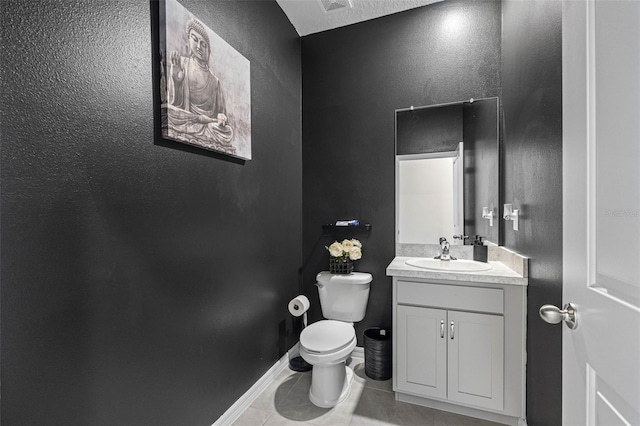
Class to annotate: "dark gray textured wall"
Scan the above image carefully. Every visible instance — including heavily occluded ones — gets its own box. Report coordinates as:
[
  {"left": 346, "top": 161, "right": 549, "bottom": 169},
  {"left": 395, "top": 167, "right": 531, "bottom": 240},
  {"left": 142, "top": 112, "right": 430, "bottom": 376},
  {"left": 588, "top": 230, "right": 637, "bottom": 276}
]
[
  {"left": 502, "top": 1, "right": 563, "bottom": 425},
  {"left": 301, "top": 0, "right": 502, "bottom": 342},
  {"left": 396, "top": 104, "right": 463, "bottom": 155},
  {"left": 0, "top": 1, "right": 301, "bottom": 425}
]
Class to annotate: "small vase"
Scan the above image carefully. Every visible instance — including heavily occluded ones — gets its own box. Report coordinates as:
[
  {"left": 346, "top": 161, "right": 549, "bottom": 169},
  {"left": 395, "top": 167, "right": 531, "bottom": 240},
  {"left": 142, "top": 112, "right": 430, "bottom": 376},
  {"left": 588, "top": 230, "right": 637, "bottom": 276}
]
[{"left": 329, "top": 257, "right": 353, "bottom": 274}]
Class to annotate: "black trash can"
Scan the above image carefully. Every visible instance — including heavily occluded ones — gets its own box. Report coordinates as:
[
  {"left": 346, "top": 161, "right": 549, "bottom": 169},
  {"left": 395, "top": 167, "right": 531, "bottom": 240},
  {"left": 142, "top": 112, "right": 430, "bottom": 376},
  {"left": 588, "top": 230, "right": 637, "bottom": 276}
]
[{"left": 364, "top": 327, "right": 392, "bottom": 380}]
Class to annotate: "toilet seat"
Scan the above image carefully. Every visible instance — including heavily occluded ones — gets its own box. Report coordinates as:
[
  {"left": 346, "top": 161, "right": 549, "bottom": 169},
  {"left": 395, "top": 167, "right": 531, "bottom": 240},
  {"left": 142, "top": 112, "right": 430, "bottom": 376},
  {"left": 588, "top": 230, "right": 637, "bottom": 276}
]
[{"left": 300, "top": 320, "right": 355, "bottom": 353}]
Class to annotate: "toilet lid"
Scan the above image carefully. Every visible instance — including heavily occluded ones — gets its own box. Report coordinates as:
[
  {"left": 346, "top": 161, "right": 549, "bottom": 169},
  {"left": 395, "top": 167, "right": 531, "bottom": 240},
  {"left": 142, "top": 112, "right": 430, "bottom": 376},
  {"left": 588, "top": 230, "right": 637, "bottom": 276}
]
[{"left": 300, "top": 320, "right": 355, "bottom": 353}]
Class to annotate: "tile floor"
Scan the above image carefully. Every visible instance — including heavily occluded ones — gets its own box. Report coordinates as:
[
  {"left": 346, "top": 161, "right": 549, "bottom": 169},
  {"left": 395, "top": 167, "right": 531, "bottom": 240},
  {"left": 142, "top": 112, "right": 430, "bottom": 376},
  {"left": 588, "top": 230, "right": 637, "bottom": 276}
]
[{"left": 232, "top": 357, "right": 502, "bottom": 426}]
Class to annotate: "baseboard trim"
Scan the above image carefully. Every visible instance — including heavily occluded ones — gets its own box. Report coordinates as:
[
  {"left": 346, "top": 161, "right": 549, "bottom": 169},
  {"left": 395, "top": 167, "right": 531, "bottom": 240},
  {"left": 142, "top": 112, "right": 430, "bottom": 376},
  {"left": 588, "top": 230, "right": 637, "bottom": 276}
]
[
  {"left": 212, "top": 344, "right": 365, "bottom": 426},
  {"left": 212, "top": 350, "right": 292, "bottom": 426}
]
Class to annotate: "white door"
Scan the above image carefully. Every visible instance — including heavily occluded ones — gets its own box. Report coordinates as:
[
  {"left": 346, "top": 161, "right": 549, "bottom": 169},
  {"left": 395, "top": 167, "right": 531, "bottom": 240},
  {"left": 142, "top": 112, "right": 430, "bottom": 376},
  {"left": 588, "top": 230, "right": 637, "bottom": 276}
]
[{"left": 561, "top": 0, "right": 640, "bottom": 424}]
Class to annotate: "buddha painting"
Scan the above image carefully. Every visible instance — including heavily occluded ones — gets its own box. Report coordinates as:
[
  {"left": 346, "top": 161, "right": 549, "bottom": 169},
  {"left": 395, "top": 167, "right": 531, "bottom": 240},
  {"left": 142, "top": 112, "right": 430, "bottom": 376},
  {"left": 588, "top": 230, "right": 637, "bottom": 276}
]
[{"left": 160, "top": 0, "right": 251, "bottom": 160}]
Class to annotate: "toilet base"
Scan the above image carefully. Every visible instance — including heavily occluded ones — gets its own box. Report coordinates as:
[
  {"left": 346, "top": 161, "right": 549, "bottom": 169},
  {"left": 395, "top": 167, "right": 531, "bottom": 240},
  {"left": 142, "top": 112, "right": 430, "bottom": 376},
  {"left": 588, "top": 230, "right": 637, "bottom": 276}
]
[{"left": 309, "top": 364, "right": 354, "bottom": 408}]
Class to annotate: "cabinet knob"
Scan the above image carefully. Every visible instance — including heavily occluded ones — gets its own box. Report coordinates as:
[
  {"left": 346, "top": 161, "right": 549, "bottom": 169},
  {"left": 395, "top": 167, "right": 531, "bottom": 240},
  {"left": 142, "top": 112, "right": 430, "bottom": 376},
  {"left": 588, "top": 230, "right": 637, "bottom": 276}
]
[
  {"left": 450, "top": 321, "right": 455, "bottom": 339},
  {"left": 440, "top": 320, "right": 445, "bottom": 338}
]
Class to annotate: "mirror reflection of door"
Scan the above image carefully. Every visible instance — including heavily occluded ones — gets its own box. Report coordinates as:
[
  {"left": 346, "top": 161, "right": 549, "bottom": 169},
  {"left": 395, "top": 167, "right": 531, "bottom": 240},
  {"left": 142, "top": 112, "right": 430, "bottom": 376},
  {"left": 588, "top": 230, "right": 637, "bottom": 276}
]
[{"left": 397, "top": 144, "right": 462, "bottom": 244}]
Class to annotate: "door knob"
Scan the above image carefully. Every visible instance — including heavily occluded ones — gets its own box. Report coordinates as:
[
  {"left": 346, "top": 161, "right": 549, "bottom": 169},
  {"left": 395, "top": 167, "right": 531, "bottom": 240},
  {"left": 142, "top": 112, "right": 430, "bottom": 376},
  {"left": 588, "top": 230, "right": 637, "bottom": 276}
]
[{"left": 539, "top": 303, "right": 578, "bottom": 329}]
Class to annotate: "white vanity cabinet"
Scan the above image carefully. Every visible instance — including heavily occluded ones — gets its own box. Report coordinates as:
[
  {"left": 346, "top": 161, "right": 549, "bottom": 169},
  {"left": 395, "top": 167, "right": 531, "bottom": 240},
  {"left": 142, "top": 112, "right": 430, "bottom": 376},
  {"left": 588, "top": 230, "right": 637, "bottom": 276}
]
[
  {"left": 390, "top": 270, "right": 527, "bottom": 426},
  {"left": 397, "top": 304, "right": 505, "bottom": 408}
]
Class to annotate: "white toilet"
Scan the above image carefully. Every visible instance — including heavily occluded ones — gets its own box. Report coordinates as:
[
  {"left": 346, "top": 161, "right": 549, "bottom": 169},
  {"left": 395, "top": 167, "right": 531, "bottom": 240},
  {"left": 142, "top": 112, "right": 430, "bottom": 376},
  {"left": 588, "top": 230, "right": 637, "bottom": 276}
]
[{"left": 299, "top": 271, "right": 372, "bottom": 408}]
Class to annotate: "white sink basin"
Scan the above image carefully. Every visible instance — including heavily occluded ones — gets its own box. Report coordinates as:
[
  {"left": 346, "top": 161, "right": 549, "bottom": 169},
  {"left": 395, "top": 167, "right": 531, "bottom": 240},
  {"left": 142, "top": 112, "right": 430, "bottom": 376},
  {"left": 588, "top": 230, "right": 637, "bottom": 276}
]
[{"left": 405, "top": 258, "right": 493, "bottom": 272}]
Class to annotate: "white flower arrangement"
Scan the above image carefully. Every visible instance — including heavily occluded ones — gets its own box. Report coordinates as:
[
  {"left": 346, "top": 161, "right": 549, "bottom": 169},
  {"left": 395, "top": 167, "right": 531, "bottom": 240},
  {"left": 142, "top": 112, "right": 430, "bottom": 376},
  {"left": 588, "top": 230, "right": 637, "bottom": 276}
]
[{"left": 326, "top": 239, "right": 363, "bottom": 261}]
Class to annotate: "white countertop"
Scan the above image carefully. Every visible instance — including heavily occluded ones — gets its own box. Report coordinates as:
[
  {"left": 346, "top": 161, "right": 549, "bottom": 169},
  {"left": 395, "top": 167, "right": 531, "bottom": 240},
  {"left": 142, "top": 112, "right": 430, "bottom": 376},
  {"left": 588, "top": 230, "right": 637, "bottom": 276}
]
[{"left": 386, "top": 256, "right": 528, "bottom": 286}]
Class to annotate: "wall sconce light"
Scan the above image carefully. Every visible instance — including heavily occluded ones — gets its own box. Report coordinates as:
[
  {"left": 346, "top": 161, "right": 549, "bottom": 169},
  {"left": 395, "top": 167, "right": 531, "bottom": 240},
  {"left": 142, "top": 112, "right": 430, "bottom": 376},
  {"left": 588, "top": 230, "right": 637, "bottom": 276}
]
[
  {"left": 503, "top": 204, "right": 519, "bottom": 231},
  {"left": 482, "top": 207, "right": 494, "bottom": 227}
]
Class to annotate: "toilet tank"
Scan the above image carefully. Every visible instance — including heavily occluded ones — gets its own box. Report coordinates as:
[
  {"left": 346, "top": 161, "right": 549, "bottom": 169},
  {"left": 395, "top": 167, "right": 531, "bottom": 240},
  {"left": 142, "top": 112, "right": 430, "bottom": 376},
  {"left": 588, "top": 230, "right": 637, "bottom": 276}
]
[{"left": 316, "top": 271, "right": 372, "bottom": 322}]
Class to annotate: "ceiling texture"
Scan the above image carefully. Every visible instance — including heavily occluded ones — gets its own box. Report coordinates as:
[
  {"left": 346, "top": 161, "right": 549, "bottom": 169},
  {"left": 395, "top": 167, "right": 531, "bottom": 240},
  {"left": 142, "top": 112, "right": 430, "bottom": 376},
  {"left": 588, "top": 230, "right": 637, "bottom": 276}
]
[{"left": 276, "top": 0, "right": 443, "bottom": 36}]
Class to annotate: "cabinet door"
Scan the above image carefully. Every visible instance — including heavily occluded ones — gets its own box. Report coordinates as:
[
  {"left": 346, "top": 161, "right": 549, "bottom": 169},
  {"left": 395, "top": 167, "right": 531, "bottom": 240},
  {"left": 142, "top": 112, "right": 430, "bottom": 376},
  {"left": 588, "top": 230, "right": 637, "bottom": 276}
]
[
  {"left": 447, "top": 310, "right": 504, "bottom": 411},
  {"left": 397, "top": 305, "right": 447, "bottom": 399}
]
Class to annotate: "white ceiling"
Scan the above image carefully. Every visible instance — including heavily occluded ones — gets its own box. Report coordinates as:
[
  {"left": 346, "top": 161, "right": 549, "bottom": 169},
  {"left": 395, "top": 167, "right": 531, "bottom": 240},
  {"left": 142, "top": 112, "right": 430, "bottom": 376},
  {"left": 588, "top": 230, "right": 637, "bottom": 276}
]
[{"left": 276, "top": 0, "right": 443, "bottom": 36}]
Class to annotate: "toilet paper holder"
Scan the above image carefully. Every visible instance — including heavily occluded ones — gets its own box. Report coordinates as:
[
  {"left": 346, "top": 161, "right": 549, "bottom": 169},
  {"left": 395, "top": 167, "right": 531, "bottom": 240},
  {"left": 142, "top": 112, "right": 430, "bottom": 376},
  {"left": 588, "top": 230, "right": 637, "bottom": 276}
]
[
  {"left": 288, "top": 295, "right": 310, "bottom": 328},
  {"left": 288, "top": 295, "right": 312, "bottom": 372}
]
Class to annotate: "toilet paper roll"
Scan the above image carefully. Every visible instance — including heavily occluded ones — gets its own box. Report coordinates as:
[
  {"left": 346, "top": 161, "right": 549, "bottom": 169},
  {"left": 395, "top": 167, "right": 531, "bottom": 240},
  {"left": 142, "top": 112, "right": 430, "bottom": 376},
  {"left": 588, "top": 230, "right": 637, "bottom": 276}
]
[{"left": 288, "top": 295, "right": 310, "bottom": 317}]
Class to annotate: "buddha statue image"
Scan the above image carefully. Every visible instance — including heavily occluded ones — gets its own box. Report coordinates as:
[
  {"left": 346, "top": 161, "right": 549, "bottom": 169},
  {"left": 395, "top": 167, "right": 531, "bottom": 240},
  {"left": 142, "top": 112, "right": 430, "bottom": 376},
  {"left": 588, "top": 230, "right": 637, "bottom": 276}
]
[{"left": 166, "top": 18, "right": 234, "bottom": 154}]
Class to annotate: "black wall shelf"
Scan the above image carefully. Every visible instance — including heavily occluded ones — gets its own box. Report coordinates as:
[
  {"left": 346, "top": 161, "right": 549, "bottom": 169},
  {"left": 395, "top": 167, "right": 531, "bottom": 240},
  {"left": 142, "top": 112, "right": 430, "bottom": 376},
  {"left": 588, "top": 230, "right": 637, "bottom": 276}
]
[{"left": 322, "top": 223, "right": 371, "bottom": 236}]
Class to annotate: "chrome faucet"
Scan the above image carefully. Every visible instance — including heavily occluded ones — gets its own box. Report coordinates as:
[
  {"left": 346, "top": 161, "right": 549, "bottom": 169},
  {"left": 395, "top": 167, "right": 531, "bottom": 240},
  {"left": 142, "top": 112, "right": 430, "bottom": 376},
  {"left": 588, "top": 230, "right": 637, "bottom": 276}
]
[{"left": 434, "top": 237, "right": 456, "bottom": 261}]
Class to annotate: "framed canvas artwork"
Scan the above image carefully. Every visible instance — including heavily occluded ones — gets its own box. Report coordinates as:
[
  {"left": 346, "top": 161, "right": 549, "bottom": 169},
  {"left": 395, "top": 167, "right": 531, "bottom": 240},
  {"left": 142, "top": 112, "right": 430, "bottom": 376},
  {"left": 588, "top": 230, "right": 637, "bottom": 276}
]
[{"left": 157, "top": 0, "right": 251, "bottom": 160}]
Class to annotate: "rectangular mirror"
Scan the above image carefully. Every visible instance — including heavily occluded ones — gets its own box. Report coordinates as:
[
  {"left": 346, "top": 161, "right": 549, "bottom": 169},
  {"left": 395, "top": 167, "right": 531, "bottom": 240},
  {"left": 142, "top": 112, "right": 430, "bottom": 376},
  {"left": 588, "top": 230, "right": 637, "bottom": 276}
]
[{"left": 395, "top": 97, "right": 500, "bottom": 246}]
